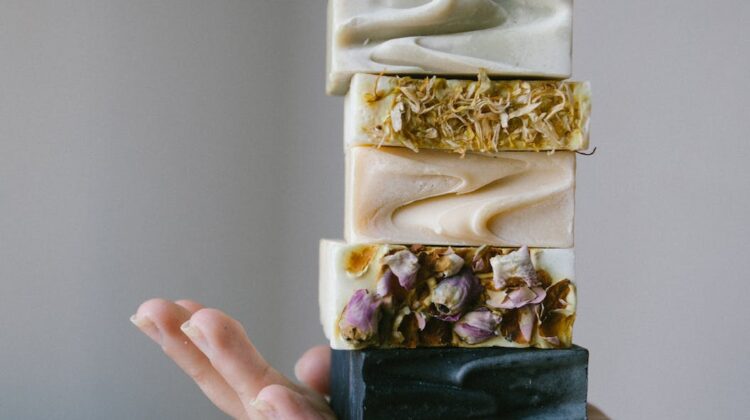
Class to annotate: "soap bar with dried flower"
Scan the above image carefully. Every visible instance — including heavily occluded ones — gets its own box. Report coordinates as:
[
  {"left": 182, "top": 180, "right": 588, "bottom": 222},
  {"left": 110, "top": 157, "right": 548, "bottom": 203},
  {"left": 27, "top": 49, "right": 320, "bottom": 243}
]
[
  {"left": 327, "top": 0, "right": 573, "bottom": 95},
  {"left": 345, "top": 146, "right": 575, "bottom": 248},
  {"left": 345, "top": 73, "right": 590, "bottom": 153},
  {"left": 319, "top": 240, "right": 577, "bottom": 350}
]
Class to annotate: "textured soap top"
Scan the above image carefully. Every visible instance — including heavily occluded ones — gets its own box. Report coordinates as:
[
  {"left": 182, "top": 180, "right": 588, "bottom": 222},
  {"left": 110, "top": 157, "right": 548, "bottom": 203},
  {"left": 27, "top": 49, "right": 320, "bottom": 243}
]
[
  {"left": 327, "top": 0, "right": 573, "bottom": 95},
  {"left": 345, "top": 73, "right": 590, "bottom": 153},
  {"left": 346, "top": 147, "right": 576, "bottom": 248},
  {"left": 330, "top": 346, "right": 589, "bottom": 420},
  {"left": 320, "top": 240, "right": 577, "bottom": 350}
]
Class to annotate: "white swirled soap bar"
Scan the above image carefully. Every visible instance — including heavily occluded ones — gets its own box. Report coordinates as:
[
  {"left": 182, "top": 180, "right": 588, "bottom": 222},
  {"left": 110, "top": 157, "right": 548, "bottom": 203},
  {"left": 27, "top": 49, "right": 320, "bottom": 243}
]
[
  {"left": 327, "top": 0, "right": 573, "bottom": 95},
  {"left": 345, "top": 147, "right": 575, "bottom": 247},
  {"left": 319, "top": 240, "right": 577, "bottom": 350}
]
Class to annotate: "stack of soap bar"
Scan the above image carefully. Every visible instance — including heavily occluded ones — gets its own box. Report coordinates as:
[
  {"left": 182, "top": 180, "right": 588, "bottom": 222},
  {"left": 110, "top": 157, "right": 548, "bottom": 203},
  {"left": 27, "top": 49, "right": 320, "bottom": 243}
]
[{"left": 321, "top": 1, "right": 591, "bottom": 418}]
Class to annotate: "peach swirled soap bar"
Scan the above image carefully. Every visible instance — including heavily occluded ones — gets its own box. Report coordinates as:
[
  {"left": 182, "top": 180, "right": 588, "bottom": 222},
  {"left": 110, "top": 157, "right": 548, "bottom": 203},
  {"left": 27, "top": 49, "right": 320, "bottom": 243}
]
[
  {"left": 327, "top": 0, "right": 573, "bottom": 95},
  {"left": 345, "top": 146, "right": 575, "bottom": 248},
  {"left": 319, "top": 240, "right": 577, "bottom": 350}
]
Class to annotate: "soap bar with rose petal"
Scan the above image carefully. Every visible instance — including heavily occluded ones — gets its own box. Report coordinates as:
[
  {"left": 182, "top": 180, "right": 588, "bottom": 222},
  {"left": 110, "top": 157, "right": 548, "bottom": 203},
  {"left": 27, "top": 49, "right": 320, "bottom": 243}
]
[
  {"left": 327, "top": 0, "right": 573, "bottom": 95},
  {"left": 319, "top": 240, "right": 576, "bottom": 350}
]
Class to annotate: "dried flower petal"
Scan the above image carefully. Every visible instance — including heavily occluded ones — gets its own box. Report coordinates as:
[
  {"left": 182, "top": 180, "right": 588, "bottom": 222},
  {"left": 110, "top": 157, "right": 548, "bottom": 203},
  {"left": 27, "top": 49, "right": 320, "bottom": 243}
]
[
  {"left": 391, "top": 102, "right": 404, "bottom": 132},
  {"left": 454, "top": 308, "right": 501, "bottom": 344},
  {"left": 376, "top": 269, "right": 399, "bottom": 296},
  {"left": 339, "top": 289, "right": 382, "bottom": 343},
  {"left": 434, "top": 248, "right": 464, "bottom": 278},
  {"left": 431, "top": 268, "right": 482, "bottom": 320},
  {"left": 415, "top": 312, "right": 427, "bottom": 331},
  {"left": 539, "top": 310, "right": 575, "bottom": 348},
  {"left": 486, "top": 286, "right": 546, "bottom": 310},
  {"left": 383, "top": 249, "right": 420, "bottom": 290},
  {"left": 517, "top": 305, "right": 538, "bottom": 343},
  {"left": 490, "top": 246, "right": 539, "bottom": 289},
  {"left": 471, "top": 245, "right": 491, "bottom": 273}
]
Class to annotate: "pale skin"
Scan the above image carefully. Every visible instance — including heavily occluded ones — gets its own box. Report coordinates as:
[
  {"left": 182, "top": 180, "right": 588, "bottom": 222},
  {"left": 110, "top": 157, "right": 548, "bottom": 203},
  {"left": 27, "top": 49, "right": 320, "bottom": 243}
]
[{"left": 131, "top": 298, "right": 608, "bottom": 420}]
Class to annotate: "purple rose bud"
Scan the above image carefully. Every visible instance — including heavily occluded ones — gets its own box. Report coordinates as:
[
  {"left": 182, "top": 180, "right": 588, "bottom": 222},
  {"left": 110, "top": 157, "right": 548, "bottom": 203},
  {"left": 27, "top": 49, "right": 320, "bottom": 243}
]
[
  {"left": 454, "top": 308, "right": 502, "bottom": 344},
  {"left": 376, "top": 269, "right": 399, "bottom": 296},
  {"left": 490, "top": 245, "right": 539, "bottom": 289},
  {"left": 383, "top": 249, "right": 420, "bottom": 290},
  {"left": 339, "top": 289, "right": 382, "bottom": 342},
  {"left": 432, "top": 268, "right": 482, "bottom": 320}
]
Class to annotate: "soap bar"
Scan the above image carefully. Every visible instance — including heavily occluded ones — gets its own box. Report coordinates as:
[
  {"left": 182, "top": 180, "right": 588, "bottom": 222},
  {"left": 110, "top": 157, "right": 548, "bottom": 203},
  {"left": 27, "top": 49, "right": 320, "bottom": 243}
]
[
  {"left": 330, "top": 346, "right": 589, "bottom": 420},
  {"left": 319, "top": 240, "right": 576, "bottom": 350},
  {"left": 345, "top": 147, "right": 575, "bottom": 248},
  {"left": 327, "top": 0, "right": 573, "bottom": 95},
  {"left": 345, "top": 73, "right": 590, "bottom": 152}
]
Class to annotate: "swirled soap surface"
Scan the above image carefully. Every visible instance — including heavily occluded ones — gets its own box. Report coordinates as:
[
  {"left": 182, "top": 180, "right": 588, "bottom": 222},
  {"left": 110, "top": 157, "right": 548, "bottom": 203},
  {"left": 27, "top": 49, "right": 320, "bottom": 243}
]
[
  {"left": 345, "top": 147, "right": 575, "bottom": 247},
  {"left": 327, "top": 0, "right": 573, "bottom": 94}
]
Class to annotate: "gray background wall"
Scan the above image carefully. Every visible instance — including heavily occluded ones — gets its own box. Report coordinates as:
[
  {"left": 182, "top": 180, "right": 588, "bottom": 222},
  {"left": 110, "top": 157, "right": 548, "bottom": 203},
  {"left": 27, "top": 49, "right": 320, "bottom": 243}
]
[{"left": 1, "top": 1, "right": 748, "bottom": 419}]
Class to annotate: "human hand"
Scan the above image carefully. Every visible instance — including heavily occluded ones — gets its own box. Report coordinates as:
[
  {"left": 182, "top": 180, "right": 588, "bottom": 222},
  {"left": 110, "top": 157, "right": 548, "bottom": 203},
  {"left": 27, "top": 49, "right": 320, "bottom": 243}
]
[
  {"left": 130, "top": 298, "right": 335, "bottom": 419},
  {"left": 131, "top": 298, "right": 609, "bottom": 420}
]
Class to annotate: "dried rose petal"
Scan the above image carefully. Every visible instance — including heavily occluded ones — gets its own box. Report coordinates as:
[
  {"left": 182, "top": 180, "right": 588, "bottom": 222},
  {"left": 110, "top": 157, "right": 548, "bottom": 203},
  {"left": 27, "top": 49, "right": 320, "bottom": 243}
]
[
  {"left": 376, "top": 269, "right": 399, "bottom": 296},
  {"left": 383, "top": 249, "right": 420, "bottom": 290},
  {"left": 471, "top": 245, "right": 491, "bottom": 272},
  {"left": 454, "top": 308, "right": 501, "bottom": 344},
  {"left": 539, "top": 310, "right": 575, "bottom": 348},
  {"left": 414, "top": 312, "right": 427, "bottom": 331},
  {"left": 490, "top": 245, "right": 539, "bottom": 289},
  {"left": 486, "top": 286, "right": 546, "bottom": 310},
  {"left": 517, "top": 305, "right": 538, "bottom": 343},
  {"left": 431, "top": 268, "right": 482, "bottom": 320},
  {"left": 339, "top": 289, "right": 382, "bottom": 343},
  {"left": 434, "top": 248, "right": 464, "bottom": 278}
]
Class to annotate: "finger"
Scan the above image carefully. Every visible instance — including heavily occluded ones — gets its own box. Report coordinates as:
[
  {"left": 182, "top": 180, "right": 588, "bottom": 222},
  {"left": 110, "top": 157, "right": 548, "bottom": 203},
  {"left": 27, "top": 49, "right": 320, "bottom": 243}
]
[
  {"left": 175, "top": 299, "right": 204, "bottom": 314},
  {"left": 295, "top": 345, "right": 331, "bottom": 396},
  {"left": 252, "top": 384, "right": 334, "bottom": 420},
  {"left": 131, "top": 299, "right": 247, "bottom": 419},
  {"left": 181, "top": 308, "right": 299, "bottom": 406},
  {"left": 587, "top": 404, "right": 611, "bottom": 420}
]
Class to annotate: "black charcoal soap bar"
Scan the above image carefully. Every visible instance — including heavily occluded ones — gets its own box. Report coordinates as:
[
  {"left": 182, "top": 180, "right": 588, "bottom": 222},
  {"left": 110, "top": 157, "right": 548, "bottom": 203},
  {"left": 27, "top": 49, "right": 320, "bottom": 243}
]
[{"left": 330, "top": 346, "right": 588, "bottom": 420}]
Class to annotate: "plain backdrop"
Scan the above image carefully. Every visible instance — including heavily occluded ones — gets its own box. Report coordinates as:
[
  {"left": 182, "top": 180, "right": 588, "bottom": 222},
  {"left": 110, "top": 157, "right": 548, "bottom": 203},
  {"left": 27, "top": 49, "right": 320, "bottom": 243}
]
[{"left": 1, "top": 1, "right": 749, "bottom": 419}]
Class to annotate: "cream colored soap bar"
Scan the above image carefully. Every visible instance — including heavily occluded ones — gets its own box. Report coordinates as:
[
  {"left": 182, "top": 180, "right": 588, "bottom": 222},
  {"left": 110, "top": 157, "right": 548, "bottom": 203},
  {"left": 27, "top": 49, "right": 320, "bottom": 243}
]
[
  {"left": 319, "top": 240, "right": 577, "bottom": 350},
  {"left": 327, "top": 0, "right": 573, "bottom": 95},
  {"left": 345, "top": 73, "right": 590, "bottom": 153},
  {"left": 345, "top": 147, "right": 575, "bottom": 247}
]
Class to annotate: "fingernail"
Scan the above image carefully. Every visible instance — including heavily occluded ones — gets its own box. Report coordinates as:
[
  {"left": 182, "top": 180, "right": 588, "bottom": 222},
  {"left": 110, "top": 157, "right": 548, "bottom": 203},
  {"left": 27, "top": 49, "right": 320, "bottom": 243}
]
[
  {"left": 130, "top": 314, "right": 161, "bottom": 344},
  {"left": 250, "top": 398, "right": 276, "bottom": 419},
  {"left": 180, "top": 321, "right": 207, "bottom": 349}
]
